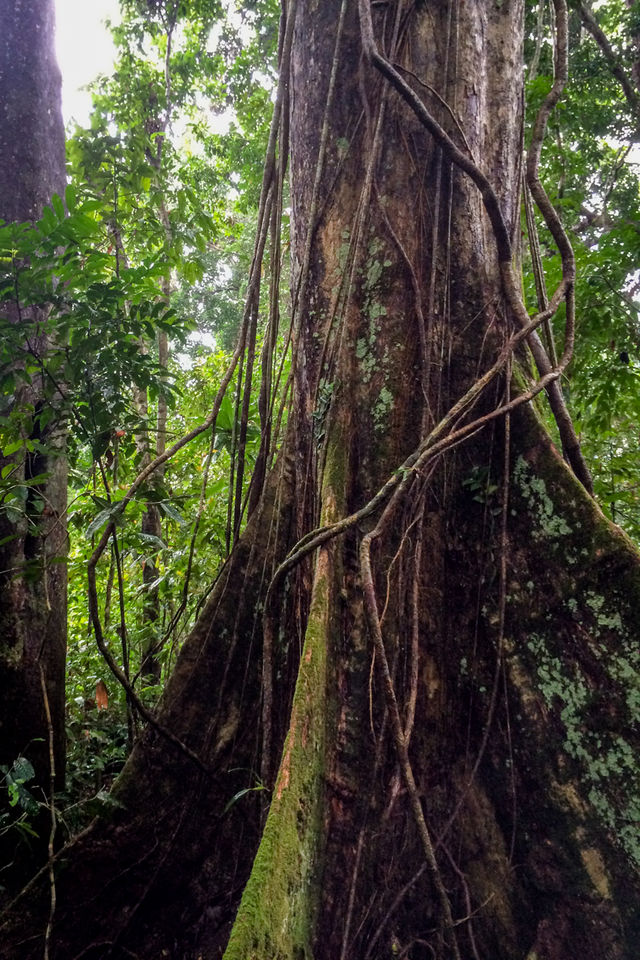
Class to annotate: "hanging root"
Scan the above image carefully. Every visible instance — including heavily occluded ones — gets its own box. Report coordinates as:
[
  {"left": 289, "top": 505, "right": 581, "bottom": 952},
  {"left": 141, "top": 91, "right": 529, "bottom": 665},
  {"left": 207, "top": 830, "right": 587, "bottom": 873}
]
[
  {"left": 360, "top": 499, "right": 462, "bottom": 960},
  {"left": 524, "top": 0, "right": 593, "bottom": 493},
  {"left": 358, "top": 0, "right": 592, "bottom": 494}
]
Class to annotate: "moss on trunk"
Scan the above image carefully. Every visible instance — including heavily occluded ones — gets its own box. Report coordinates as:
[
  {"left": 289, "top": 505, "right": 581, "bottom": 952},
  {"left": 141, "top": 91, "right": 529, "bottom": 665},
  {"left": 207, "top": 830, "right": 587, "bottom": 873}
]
[{"left": 224, "top": 552, "right": 330, "bottom": 960}]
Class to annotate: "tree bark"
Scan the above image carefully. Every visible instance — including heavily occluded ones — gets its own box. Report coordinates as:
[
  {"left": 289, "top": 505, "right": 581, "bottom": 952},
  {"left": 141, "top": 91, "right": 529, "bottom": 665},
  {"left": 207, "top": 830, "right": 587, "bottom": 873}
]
[
  {"left": 0, "top": 0, "right": 67, "bottom": 814},
  {"left": 227, "top": 2, "right": 640, "bottom": 958},
  {"left": 2, "top": 2, "right": 640, "bottom": 958}
]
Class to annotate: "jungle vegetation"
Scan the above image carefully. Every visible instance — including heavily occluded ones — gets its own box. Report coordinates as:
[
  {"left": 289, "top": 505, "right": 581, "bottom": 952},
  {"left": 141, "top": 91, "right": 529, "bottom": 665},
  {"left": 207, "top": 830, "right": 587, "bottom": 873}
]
[{"left": 2, "top": 0, "right": 640, "bottom": 957}]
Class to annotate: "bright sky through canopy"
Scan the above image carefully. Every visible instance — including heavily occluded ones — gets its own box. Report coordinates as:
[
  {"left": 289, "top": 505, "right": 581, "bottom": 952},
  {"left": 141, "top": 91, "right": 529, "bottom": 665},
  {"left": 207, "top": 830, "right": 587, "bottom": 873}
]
[{"left": 54, "top": 0, "right": 122, "bottom": 127}]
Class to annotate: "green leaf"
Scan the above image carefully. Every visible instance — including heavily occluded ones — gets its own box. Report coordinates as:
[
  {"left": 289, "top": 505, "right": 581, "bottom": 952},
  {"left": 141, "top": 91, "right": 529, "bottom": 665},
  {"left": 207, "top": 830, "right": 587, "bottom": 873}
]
[
  {"left": 10, "top": 756, "right": 35, "bottom": 783},
  {"left": 222, "top": 783, "right": 266, "bottom": 815},
  {"left": 158, "top": 500, "right": 187, "bottom": 525},
  {"left": 137, "top": 532, "right": 167, "bottom": 551},
  {"left": 51, "top": 193, "right": 66, "bottom": 221},
  {"left": 2, "top": 439, "right": 24, "bottom": 457},
  {"left": 85, "top": 502, "right": 125, "bottom": 539},
  {"left": 216, "top": 393, "right": 234, "bottom": 431},
  {"left": 65, "top": 184, "right": 78, "bottom": 212}
]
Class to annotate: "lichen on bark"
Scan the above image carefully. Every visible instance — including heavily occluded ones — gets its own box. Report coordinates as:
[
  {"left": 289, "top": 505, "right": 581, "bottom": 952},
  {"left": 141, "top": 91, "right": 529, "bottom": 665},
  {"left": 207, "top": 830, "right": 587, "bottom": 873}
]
[{"left": 506, "top": 428, "right": 640, "bottom": 881}]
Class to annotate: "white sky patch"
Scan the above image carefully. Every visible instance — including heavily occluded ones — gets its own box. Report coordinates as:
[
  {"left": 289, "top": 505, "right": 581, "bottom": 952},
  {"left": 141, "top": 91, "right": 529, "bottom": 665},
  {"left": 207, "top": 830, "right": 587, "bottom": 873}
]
[
  {"left": 54, "top": 0, "right": 122, "bottom": 128},
  {"left": 55, "top": 1, "right": 240, "bottom": 137}
]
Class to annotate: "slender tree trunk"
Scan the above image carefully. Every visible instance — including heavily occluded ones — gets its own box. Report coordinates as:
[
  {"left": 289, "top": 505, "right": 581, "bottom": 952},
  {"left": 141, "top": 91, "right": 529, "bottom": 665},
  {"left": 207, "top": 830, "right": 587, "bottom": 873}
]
[
  {"left": 0, "top": 0, "right": 67, "bottom": 809},
  {"left": 2, "top": 2, "right": 640, "bottom": 958},
  {"left": 138, "top": 288, "right": 170, "bottom": 685},
  {"left": 140, "top": 80, "right": 173, "bottom": 685}
]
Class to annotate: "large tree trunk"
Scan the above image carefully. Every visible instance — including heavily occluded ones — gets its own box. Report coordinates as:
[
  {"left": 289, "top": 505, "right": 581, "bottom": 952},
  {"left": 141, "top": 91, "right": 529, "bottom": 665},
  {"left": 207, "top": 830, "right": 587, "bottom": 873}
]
[
  {"left": 0, "top": 0, "right": 67, "bottom": 817},
  {"left": 226, "top": 2, "right": 640, "bottom": 957},
  {"left": 2, "top": 1, "right": 640, "bottom": 958}
]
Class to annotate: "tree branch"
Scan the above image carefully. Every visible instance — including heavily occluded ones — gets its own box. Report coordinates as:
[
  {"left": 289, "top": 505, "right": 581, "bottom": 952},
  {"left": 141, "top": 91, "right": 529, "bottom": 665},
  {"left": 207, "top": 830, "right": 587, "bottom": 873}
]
[{"left": 573, "top": 0, "right": 640, "bottom": 120}]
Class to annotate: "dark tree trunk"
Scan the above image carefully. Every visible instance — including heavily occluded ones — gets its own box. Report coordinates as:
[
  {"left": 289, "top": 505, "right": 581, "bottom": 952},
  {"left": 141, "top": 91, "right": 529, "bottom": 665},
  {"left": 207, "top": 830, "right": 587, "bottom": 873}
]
[
  {"left": 0, "top": 0, "right": 67, "bottom": 809},
  {"left": 227, "top": 2, "right": 640, "bottom": 957},
  {"left": 0, "top": 0, "right": 66, "bottom": 222},
  {"left": 2, "top": 2, "right": 640, "bottom": 958}
]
